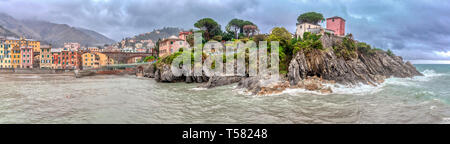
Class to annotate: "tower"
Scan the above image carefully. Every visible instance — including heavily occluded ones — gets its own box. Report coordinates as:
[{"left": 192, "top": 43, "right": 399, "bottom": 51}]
[{"left": 326, "top": 16, "right": 346, "bottom": 36}]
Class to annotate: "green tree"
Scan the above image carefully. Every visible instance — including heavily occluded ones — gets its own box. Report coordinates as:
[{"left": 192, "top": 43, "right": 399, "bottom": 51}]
[
  {"left": 194, "top": 18, "right": 222, "bottom": 41},
  {"left": 155, "top": 39, "right": 161, "bottom": 58},
  {"left": 226, "top": 18, "right": 244, "bottom": 39},
  {"left": 267, "top": 27, "right": 293, "bottom": 74},
  {"left": 297, "top": 12, "right": 325, "bottom": 25}
]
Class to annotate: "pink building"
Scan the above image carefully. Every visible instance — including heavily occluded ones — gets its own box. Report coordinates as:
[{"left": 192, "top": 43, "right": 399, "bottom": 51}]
[
  {"left": 178, "top": 31, "right": 192, "bottom": 41},
  {"left": 326, "top": 16, "right": 346, "bottom": 36},
  {"left": 20, "top": 46, "right": 33, "bottom": 68},
  {"left": 158, "top": 35, "right": 190, "bottom": 57}
]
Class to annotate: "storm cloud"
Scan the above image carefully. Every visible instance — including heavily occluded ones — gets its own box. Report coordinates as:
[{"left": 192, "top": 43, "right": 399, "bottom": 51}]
[{"left": 0, "top": 0, "right": 449, "bottom": 60}]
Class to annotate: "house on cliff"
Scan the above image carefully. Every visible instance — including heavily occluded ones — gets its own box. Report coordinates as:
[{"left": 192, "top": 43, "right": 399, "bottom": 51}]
[{"left": 295, "top": 16, "right": 346, "bottom": 39}]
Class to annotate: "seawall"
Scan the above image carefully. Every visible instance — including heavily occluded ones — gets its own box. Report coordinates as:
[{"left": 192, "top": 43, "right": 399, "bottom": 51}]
[{"left": 0, "top": 68, "right": 74, "bottom": 74}]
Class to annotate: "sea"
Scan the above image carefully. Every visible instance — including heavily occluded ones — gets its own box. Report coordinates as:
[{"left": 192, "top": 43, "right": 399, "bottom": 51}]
[{"left": 0, "top": 64, "right": 449, "bottom": 124}]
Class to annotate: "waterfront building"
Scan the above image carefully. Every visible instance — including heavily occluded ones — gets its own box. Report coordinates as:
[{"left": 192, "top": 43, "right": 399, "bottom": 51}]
[
  {"left": 11, "top": 45, "right": 21, "bottom": 68},
  {"left": 20, "top": 46, "right": 33, "bottom": 68},
  {"left": 40, "top": 45, "right": 52, "bottom": 69},
  {"left": 64, "top": 42, "right": 81, "bottom": 51},
  {"left": 158, "top": 35, "right": 189, "bottom": 57},
  {"left": 0, "top": 43, "right": 12, "bottom": 68},
  {"left": 58, "top": 50, "right": 81, "bottom": 69},
  {"left": 326, "top": 16, "right": 346, "bottom": 36},
  {"left": 82, "top": 53, "right": 99, "bottom": 69},
  {"left": 4, "top": 37, "right": 40, "bottom": 54},
  {"left": 51, "top": 48, "right": 62, "bottom": 69},
  {"left": 95, "top": 52, "right": 114, "bottom": 67}
]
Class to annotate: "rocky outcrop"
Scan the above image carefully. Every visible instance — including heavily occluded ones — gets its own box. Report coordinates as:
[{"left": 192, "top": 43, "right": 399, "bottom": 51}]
[
  {"left": 288, "top": 43, "right": 422, "bottom": 87},
  {"left": 237, "top": 75, "right": 288, "bottom": 95},
  {"left": 151, "top": 63, "right": 210, "bottom": 83},
  {"left": 202, "top": 76, "right": 242, "bottom": 88}
]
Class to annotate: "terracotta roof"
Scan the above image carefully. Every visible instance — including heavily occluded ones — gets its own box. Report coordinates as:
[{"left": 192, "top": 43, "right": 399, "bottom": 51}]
[{"left": 327, "top": 16, "right": 346, "bottom": 21}]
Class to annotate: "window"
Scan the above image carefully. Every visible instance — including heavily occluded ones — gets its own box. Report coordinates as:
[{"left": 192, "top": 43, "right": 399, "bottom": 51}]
[
  {"left": 170, "top": 41, "right": 173, "bottom": 45},
  {"left": 27, "top": 60, "right": 29, "bottom": 63},
  {"left": 332, "top": 19, "right": 335, "bottom": 22}
]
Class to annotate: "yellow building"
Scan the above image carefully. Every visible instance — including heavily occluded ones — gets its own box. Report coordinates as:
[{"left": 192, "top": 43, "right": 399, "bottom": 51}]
[
  {"left": 40, "top": 45, "right": 53, "bottom": 69},
  {"left": 82, "top": 53, "right": 99, "bottom": 69},
  {"left": 11, "top": 45, "right": 21, "bottom": 68},
  {"left": 95, "top": 52, "right": 115, "bottom": 67},
  {"left": 4, "top": 37, "right": 40, "bottom": 53},
  {"left": 0, "top": 43, "right": 12, "bottom": 68}
]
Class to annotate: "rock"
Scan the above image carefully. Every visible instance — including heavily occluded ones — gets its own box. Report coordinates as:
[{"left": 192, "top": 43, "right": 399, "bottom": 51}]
[
  {"left": 288, "top": 35, "right": 422, "bottom": 86},
  {"left": 202, "top": 76, "right": 242, "bottom": 88}
]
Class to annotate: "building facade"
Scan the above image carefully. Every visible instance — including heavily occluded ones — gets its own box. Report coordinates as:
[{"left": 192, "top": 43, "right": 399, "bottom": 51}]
[
  {"left": 82, "top": 53, "right": 99, "bottom": 69},
  {"left": 55, "top": 50, "right": 81, "bottom": 69},
  {"left": 64, "top": 42, "right": 81, "bottom": 51},
  {"left": 40, "top": 45, "right": 52, "bottom": 69},
  {"left": 158, "top": 35, "right": 190, "bottom": 57},
  {"left": 11, "top": 45, "right": 21, "bottom": 68},
  {"left": 179, "top": 31, "right": 192, "bottom": 41},
  {"left": 20, "top": 46, "right": 33, "bottom": 68},
  {"left": 326, "top": 16, "right": 346, "bottom": 36},
  {"left": 295, "top": 22, "right": 322, "bottom": 39},
  {"left": 4, "top": 37, "right": 40, "bottom": 54},
  {"left": 0, "top": 43, "right": 12, "bottom": 68},
  {"left": 95, "top": 52, "right": 115, "bottom": 67}
]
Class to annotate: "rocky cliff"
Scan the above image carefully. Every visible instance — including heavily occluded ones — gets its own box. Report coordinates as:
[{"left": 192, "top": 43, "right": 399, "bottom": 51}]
[
  {"left": 142, "top": 34, "right": 423, "bottom": 95},
  {"left": 288, "top": 36, "right": 422, "bottom": 86}
]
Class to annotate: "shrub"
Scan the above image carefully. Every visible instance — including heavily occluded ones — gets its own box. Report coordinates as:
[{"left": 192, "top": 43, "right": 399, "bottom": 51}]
[
  {"left": 293, "top": 32, "right": 323, "bottom": 55},
  {"left": 357, "top": 42, "right": 376, "bottom": 56},
  {"left": 387, "top": 49, "right": 394, "bottom": 56},
  {"left": 333, "top": 35, "right": 357, "bottom": 60}
]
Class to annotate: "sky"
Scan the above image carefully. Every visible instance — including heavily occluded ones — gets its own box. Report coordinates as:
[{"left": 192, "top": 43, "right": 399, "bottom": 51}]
[{"left": 0, "top": 0, "right": 449, "bottom": 60}]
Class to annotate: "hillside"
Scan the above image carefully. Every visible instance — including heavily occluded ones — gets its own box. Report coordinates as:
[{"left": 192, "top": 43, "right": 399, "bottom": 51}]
[
  {"left": 0, "top": 13, "right": 115, "bottom": 47},
  {"left": 117, "top": 27, "right": 183, "bottom": 48},
  {"left": 0, "top": 25, "right": 18, "bottom": 37}
]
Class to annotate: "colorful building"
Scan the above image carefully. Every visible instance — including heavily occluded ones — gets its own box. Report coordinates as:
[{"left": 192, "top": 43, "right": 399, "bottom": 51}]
[
  {"left": 51, "top": 48, "right": 62, "bottom": 69},
  {"left": 82, "top": 53, "right": 99, "bottom": 69},
  {"left": 0, "top": 43, "right": 12, "bottom": 68},
  {"left": 40, "top": 45, "right": 52, "bottom": 69},
  {"left": 295, "top": 22, "right": 322, "bottom": 39},
  {"left": 11, "top": 45, "right": 21, "bottom": 68},
  {"left": 4, "top": 37, "right": 40, "bottom": 54},
  {"left": 20, "top": 46, "right": 33, "bottom": 68},
  {"left": 179, "top": 31, "right": 192, "bottom": 41},
  {"left": 326, "top": 16, "right": 346, "bottom": 36},
  {"left": 158, "top": 35, "right": 190, "bottom": 57},
  {"left": 54, "top": 50, "right": 81, "bottom": 69},
  {"left": 64, "top": 42, "right": 81, "bottom": 51},
  {"left": 95, "top": 52, "right": 115, "bottom": 67}
]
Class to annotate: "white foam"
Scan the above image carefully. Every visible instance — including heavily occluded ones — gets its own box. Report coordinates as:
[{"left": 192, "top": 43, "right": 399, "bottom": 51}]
[
  {"left": 384, "top": 69, "right": 446, "bottom": 87},
  {"left": 191, "top": 87, "right": 207, "bottom": 91}
]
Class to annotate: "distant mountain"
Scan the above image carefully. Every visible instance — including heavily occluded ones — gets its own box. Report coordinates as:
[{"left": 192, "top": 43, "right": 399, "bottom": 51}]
[
  {"left": 0, "top": 25, "right": 18, "bottom": 37},
  {"left": 0, "top": 13, "right": 115, "bottom": 47}
]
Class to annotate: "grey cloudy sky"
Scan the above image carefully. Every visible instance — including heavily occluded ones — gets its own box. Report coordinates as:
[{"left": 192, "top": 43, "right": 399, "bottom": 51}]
[{"left": 0, "top": 0, "right": 449, "bottom": 60}]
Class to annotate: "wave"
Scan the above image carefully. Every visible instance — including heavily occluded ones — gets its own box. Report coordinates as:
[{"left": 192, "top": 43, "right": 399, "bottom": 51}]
[
  {"left": 384, "top": 69, "right": 446, "bottom": 87},
  {"left": 191, "top": 87, "right": 207, "bottom": 91}
]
